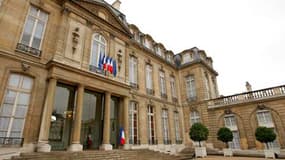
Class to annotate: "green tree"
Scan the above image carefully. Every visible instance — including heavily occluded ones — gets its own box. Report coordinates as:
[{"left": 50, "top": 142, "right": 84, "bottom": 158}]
[
  {"left": 217, "top": 127, "right": 233, "bottom": 148},
  {"left": 255, "top": 126, "right": 276, "bottom": 149},
  {"left": 189, "top": 123, "right": 209, "bottom": 147}
]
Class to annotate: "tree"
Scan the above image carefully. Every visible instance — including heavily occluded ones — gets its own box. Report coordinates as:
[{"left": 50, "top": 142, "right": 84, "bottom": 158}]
[
  {"left": 189, "top": 123, "right": 209, "bottom": 147},
  {"left": 255, "top": 126, "right": 276, "bottom": 149},
  {"left": 217, "top": 127, "right": 233, "bottom": 148}
]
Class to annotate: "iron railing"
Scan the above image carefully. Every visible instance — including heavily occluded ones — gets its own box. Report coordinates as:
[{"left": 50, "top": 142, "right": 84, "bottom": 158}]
[
  {"left": 16, "top": 43, "right": 41, "bottom": 56},
  {"left": 0, "top": 137, "right": 24, "bottom": 146}
]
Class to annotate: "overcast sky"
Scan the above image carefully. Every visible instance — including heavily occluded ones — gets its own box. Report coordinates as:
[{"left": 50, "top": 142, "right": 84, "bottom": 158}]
[{"left": 106, "top": 0, "right": 285, "bottom": 95}]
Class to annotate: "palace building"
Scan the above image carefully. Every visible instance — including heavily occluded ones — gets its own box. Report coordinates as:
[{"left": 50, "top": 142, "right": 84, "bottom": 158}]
[{"left": 0, "top": 0, "right": 284, "bottom": 155}]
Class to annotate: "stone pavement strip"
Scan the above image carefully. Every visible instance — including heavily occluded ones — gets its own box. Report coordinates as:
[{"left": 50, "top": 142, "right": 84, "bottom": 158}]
[{"left": 195, "top": 156, "right": 280, "bottom": 160}]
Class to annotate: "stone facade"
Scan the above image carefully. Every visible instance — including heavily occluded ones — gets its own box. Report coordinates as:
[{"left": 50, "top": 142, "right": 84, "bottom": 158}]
[{"left": 0, "top": 0, "right": 284, "bottom": 154}]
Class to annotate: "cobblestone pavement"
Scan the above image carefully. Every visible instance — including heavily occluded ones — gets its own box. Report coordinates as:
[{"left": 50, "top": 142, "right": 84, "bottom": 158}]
[{"left": 195, "top": 156, "right": 278, "bottom": 160}]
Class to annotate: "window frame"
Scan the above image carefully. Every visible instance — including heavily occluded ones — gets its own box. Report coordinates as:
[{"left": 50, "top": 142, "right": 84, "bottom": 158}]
[
  {"left": 89, "top": 34, "right": 107, "bottom": 69},
  {"left": 19, "top": 5, "right": 49, "bottom": 50},
  {"left": 0, "top": 73, "right": 34, "bottom": 139}
]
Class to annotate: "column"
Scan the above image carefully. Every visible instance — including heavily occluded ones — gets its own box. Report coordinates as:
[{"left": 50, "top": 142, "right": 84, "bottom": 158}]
[
  {"left": 139, "top": 103, "right": 148, "bottom": 145},
  {"left": 168, "top": 109, "right": 176, "bottom": 145},
  {"left": 37, "top": 78, "right": 57, "bottom": 152},
  {"left": 100, "top": 91, "right": 112, "bottom": 150},
  {"left": 123, "top": 96, "right": 130, "bottom": 149},
  {"left": 68, "top": 84, "right": 84, "bottom": 151}
]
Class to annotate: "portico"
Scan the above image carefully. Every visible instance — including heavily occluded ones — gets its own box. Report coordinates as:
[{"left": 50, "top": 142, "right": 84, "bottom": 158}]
[{"left": 36, "top": 62, "right": 130, "bottom": 152}]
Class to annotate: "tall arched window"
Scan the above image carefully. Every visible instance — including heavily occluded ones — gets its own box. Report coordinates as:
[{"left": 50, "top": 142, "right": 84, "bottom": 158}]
[
  {"left": 90, "top": 34, "right": 106, "bottom": 69},
  {"left": 0, "top": 74, "right": 33, "bottom": 144},
  {"left": 224, "top": 114, "right": 240, "bottom": 149},
  {"left": 256, "top": 110, "right": 279, "bottom": 149}
]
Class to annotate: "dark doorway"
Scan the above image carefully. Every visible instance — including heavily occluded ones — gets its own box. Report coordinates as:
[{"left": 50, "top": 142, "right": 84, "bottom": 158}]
[
  {"left": 110, "top": 96, "right": 120, "bottom": 149},
  {"left": 80, "top": 90, "right": 104, "bottom": 150}
]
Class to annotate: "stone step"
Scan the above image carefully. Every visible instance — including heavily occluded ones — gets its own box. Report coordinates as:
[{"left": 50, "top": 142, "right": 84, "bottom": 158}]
[{"left": 11, "top": 149, "right": 188, "bottom": 160}]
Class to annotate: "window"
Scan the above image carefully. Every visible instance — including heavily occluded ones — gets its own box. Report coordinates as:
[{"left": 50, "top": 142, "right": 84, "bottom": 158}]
[
  {"left": 190, "top": 111, "right": 200, "bottom": 126},
  {"left": 17, "top": 6, "right": 48, "bottom": 56},
  {"left": 224, "top": 115, "right": 240, "bottom": 149},
  {"left": 204, "top": 73, "right": 210, "bottom": 99},
  {"left": 0, "top": 74, "right": 33, "bottom": 142},
  {"left": 161, "top": 109, "right": 170, "bottom": 144},
  {"left": 156, "top": 47, "right": 162, "bottom": 56},
  {"left": 146, "top": 65, "right": 153, "bottom": 95},
  {"left": 166, "top": 54, "right": 172, "bottom": 62},
  {"left": 256, "top": 110, "right": 279, "bottom": 149},
  {"left": 174, "top": 111, "right": 181, "bottom": 144},
  {"left": 147, "top": 105, "right": 156, "bottom": 144},
  {"left": 186, "top": 75, "right": 196, "bottom": 101},
  {"left": 129, "top": 56, "right": 138, "bottom": 88},
  {"left": 90, "top": 34, "right": 106, "bottom": 70},
  {"left": 183, "top": 54, "right": 191, "bottom": 64},
  {"left": 170, "top": 76, "right": 177, "bottom": 101},
  {"left": 129, "top": 101, "right": 139, "bottom": 144},
  {"left": 159, "top": 71, "right": 167, "bottom": 98}
]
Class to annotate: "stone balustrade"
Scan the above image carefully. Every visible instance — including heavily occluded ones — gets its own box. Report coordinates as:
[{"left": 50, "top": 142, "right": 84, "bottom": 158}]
[{"left": 210, "top": 85, "right": 285, "bottom": 107}]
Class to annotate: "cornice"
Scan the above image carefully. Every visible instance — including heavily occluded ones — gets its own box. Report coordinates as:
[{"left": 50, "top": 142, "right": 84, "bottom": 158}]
[{"left": 46, "top": 60, "right": 131, "bottom": 90}]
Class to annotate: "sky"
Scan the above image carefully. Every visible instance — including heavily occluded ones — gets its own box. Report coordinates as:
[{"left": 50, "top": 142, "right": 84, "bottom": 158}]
[{"left": 105, "top": 0, "right": 285, "bottom": 96}]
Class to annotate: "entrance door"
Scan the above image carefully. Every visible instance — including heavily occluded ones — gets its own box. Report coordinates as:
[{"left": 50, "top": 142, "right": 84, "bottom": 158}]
[
  {"left": 110, "top": 97, "right": 119, "bottom": 149},
  {"left": 80, "top": 91, "right": 104, "bottom": 150},
  {"left": 49, "top": 83, "right": 75, "bottom": 150}
]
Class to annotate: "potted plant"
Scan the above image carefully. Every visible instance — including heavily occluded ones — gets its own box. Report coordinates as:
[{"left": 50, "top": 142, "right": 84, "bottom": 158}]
[
  {"left": 189, "top": 123, "right": 209, "bottom": 158},
  {"left": 255, "top": 126, "right": 277, "bottom": 159},
  {"left": 217, "top": 127, "right": 233, "bottom": 156}
]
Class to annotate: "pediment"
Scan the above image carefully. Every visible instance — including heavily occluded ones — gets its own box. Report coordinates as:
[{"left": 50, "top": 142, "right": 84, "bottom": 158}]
[{"left": 71, "top": 0, "right": 131, "bottom": 36}]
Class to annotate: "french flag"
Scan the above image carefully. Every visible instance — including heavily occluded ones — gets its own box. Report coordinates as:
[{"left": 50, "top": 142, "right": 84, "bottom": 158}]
[
  {"left": 108, "top": 58, "right": 113, "bottom": 73},
  {"left": 103, "top": 56, "right": 109, "bottom": 71},
  {"left": 119, "top": 127, "right": 125, "bottom": 145}
]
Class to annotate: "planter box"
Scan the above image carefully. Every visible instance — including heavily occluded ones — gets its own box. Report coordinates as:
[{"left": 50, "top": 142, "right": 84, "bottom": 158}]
[
  {"left": 223, "top": 148, "right": 233, "bottom": 157},
  {"left": 195, "top": 147, "right": 207, "bottom": 158},
  {"left": 264, "top": 149, "right": 275, "bottom": 159}
]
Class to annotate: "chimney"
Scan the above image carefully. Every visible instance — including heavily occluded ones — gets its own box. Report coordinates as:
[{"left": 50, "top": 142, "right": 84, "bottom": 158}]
[
  {"left": 246, "top": 81, "right": 252, "bottom": 92},
  {"left": 112, "top": 0, "right": 121, "bottom": 10}
]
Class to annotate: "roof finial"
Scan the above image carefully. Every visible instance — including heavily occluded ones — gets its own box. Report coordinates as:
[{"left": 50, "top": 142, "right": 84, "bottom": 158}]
[
  {"left": 246, "top": 81, "right": 252, "bottom": 92},
  {"left": 112, "top": 0, "right": 121, "bottom": 10}
]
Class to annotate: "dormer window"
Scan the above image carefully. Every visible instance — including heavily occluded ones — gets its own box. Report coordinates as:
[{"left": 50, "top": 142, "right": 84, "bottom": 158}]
[
  {"left": 166, "top": 54, "right": 171, "bottom": 62},
  {"left": 183, "top": 53, "right": 191, "bottom": 64},
  {"left": 156, "top": 47, "right": 162, "bottom": 56}
]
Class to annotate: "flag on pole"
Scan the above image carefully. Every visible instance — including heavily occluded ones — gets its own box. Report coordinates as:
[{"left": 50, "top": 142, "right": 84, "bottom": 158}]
[
  {"left": 119, "top": 127, "right": 125, "bottom": 145},
  {"left": 103, "top": 56, "right": 109, "bottom": 71},
  {"left": 98, "top": 52, "right": 103, "bottom": 69},
  {"left": 108, "top": 58, "right": 113, "bottom": 73},
  {"left": 113, "top": 60, "right": 117, "bottom": 77}
]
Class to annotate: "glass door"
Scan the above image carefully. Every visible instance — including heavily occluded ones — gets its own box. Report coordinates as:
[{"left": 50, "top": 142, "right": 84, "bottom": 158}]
[
  {"left": 49, "top": 83, "right": 75, "bottom": 150},
  {"left": 80, "top": 91, "right": 104, "bottom": 150},
  {"left": 110, "top": 97, "right": 119, "bottom": 149}
]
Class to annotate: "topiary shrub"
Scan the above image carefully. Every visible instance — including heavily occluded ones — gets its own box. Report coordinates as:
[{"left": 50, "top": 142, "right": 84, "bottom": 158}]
[
  {"left": 217, "top": 127, "right": 233, "bottom": 148},
  {"left": 189, "top": 123, "right": 209, "bottom": 147},
  {"left": 255, "top": 126, "right": 276, "bottom": 149}
]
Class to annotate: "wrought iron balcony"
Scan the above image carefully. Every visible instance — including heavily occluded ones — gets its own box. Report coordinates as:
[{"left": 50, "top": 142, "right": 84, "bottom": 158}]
[
  {"left": 0, "top": 137, "right": 24, "bottom": 146},
  {"left": 89, "top": 65, "right": 104, "bottom": 75},
  {"left": 172, "top": 97, "right": 178, "bottom": 103},
  {"left": 146, "top": 88, "right": 154, "bottom": 95},
  {"left": 16, "top": 43, "right": 42, "bottom": 56},
  {"left": 163, "top": 139, "right": 172, "bottom": 145},
  {"left": 148, "top": 139, "right": 158, "bottom": 145},
  {"left": 187, "top": 96, "right": 197, "bottom": 102},
  {"left": 176, "top": 140, "right": 183, "bottom": 144},
  {"left": 129, "top": 139, "right": 140, "bottom": 145},
  {"left": 210, "top": 85, "right": 285, "bottom": 107},
  {"left": 130, "top": 82, "right": 139, "bottom": 89},
  {"left": 160, "top": 93, "right": 168, "bottom": 99}
]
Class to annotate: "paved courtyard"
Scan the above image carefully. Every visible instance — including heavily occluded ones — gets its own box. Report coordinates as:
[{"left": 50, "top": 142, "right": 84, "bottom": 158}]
[{"left": 195, "top": 156, "right": 278, "bottom": 160}]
